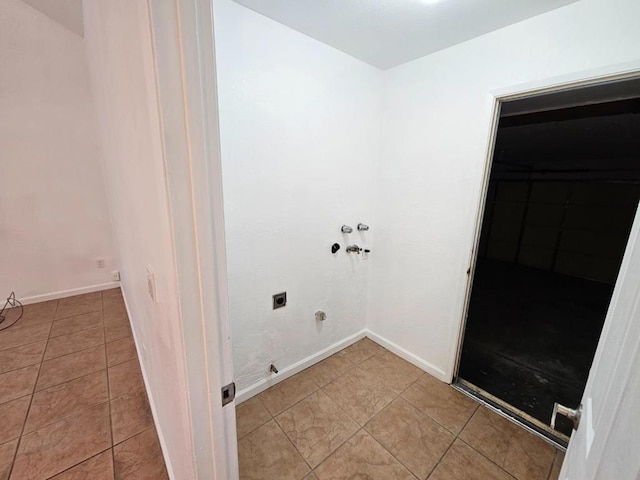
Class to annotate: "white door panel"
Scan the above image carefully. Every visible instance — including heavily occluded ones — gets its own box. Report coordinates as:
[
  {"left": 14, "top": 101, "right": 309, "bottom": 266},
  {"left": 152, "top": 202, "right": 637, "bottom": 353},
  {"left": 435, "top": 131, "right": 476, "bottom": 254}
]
[{"left": 560, "top": 202, "right": 640, "bottom": 480}]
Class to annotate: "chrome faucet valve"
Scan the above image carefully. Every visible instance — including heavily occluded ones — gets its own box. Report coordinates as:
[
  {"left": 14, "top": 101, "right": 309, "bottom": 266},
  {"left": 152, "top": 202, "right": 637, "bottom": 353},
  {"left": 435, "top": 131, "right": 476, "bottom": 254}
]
[
  {"left": 346, "top": 245, "right": 362, "bottom": 254},
  {"left": 341, "top": 225, "right": 353, "bottom": 233},
  {"left": 357, "top": 223, "right": 369, "bottom": 231}
]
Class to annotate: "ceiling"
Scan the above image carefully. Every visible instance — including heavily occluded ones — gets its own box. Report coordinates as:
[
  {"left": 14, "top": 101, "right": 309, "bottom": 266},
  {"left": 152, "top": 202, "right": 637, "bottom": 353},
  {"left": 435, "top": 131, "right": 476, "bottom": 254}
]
[{"left": 231, "top": 0, "right": 580, "bottom": 70}]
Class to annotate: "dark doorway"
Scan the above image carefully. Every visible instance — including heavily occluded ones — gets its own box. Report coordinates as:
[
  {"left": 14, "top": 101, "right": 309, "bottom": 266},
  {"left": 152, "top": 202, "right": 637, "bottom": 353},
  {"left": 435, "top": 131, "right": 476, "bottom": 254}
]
[{"left": 457, "top": 79, "right": 640, "bottom": 442}]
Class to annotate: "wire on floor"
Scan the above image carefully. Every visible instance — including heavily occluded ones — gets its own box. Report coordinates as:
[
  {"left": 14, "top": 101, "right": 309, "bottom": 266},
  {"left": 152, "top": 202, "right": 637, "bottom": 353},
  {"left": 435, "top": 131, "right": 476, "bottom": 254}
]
[{"left": 0, "top": 292, "right": 24, "bottom": 331}]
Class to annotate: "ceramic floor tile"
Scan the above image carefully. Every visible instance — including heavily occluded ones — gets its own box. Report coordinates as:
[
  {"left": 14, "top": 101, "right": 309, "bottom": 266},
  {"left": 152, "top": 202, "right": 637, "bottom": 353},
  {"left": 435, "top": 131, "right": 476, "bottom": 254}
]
[
  {"left": 120, "top": 453, "right": 168, "bottom": 480},
  {"left": 304, "top": 473, "right": 319, "bottom": 480},
  {"left": 428, "top": 439, "right": 514, "bottom": 480},
  {"left": 50, "top": 311, "right": 103, "bottom": 338},
  {"left": 0, "top": 364, "right": 39, "bottom": 404},
  {"left": 111, "top": 389, "right": 154, "bottom": 444},
  {"left": 340, "top": 337, "right": 384, "bottom": 365},
  {"left": 109, "top": 358, "right": 144, "bottom": 399},
  {"left": 102, "top": 288, "right": 124, "bottom": 310},
  {"left": 548, "top": 451, "right": 564, "bottom": 480},
  {"left": 322, "top": 367, "right": 396, "bottom": 425},
  {"left": 0, "top": 463, "right": 10, "bottom": 480},
  {"left": 236, "top": 396, "right": 272, "bottom": 439},
  {"left": 105, "top": 320, "right": 132, "bottom": 344},
  {"left": 15, "top": 301, "right": 57, "bottom": 326},
  {"left": 49, "top": 450, "right": 114, "bottom": 480},
  {"left": 0, "top": 439, "right": 18, "bottom": 472},
  {"left": 24, "top": 370, "right": 109, "bottom": 434},
  {"left": 0, "top": 323, "right": 51, "bottom": 352},
  {"left": 0, "top": 396, "right": 30, "bottom": 444},
  {"left": 55, "top": 292, "right": 103, "bottom": 320},
  {"left": 359, "top": 350, "right": 423, "bottom": 394},
  {"left": 305, "top": 350, "right": 355, "bottom": 387},
  {"left": 44, "top": 325, "right": 105, "bottom": 361},
  {"left": 106, "top": 337, "right": 137, "bottom": 367},
  {"left": 276, "top": 390, "right": 359, "bottom": 468},
  {"left": 401, "top": 373, "right": 478, "bottom": 434},
  {"left": 502, "top": 422, "right": 557, "bottom": 480},
  {"left": 238, "top": 420, "right": 309, "bottom": 480},
  {"left": 314, "top": 429, "right": 415, "bottom": 480},
  {"left": 103, "top": 306, "right": 128, "bottom": 327},
  {"left": 11, "top": 402, "right": 111, "bottom": 480},
  {"left": 459, "top": 407, "right": 556, "bottom": 480},
  {"left": 365, "top": 397, "right": 454, "bottom": 479},
  {"left": 36, "top": 345, "right": 106, "bottom": 391},
  {"left": 113, "top": 427, "right": 162, "bottom": 479},
  {"left": 0, "top": 342, "right": 46, "bottom": 375},
  {"left": 259, "top": 371, "right": 319, "bottom": 416}
]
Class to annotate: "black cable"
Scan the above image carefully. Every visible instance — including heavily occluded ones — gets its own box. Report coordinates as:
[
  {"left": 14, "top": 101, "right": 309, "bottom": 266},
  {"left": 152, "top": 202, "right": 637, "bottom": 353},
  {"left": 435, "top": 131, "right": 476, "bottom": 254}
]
[{"left": 0, "top": 292, "right": 24, "bottom": 331}]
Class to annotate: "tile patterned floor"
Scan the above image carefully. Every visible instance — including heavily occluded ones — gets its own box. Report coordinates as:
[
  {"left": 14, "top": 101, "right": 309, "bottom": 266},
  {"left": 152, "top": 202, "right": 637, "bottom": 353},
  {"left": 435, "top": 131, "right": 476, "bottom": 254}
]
[
  {"left": 236, "top": 337, "right": 565, "bottom": 480},
  {"left": 0, "top": 290, "right": 168, "bottom": 480}
]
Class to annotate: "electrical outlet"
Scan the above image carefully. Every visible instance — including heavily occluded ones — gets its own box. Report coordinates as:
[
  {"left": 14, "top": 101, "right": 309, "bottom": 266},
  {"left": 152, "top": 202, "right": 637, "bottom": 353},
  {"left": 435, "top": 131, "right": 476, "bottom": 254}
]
[
  {"left": 96, "top": 258, "right": 105, "bottom": 269},
  {"left": 272, "top": 292, "right": 287, "bottom": 309},
  {"left": 111, "top": 270, "right": 121, "bottom": 281}
]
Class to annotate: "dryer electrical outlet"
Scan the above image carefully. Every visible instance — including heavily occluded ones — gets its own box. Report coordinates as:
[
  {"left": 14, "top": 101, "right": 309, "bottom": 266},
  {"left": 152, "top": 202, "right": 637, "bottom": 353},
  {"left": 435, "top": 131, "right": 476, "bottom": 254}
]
[{"left": 272, "top": 292, "right": 286, "bottom": 309}]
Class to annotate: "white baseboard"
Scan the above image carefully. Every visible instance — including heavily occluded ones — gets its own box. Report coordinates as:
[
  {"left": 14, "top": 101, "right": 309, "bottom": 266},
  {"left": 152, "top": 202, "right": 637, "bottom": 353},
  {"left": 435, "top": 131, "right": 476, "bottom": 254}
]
[
  {"left": 120, "top": 290, "right": 176, "bottom": 480},
  {"left": 235, "top": 329, "right": 367, "bottom": 404},
  {"left": 364, "top": 329, "right": 448, "bottom": 382},
  {"left": 16, "top": 282, "right": 121, "bottom": 305}
]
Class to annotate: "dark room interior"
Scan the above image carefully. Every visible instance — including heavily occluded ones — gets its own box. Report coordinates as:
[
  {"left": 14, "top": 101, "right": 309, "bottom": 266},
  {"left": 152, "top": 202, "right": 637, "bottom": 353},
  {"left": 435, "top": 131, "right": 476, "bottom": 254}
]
[{"left": 458, "top": 81, "right": 640, "bottom": 441}]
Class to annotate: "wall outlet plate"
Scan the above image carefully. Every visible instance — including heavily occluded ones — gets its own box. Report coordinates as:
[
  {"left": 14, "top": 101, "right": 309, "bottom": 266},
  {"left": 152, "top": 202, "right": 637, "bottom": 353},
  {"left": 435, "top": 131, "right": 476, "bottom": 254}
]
[
  {"left": 111, "top": 270, "right": 121, "bottom": 281},
  {"left": 272, "top": 292, "right": 287, "bottom": 309}
]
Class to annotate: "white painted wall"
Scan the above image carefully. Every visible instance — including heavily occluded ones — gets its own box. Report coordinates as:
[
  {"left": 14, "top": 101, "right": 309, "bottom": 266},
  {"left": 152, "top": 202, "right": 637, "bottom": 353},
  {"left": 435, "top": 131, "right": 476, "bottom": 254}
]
[
  {"left": 83, "top": 1, "right": 196, "bottom": 478},
  {"left": 0, "top": 0, "right": 116, "bottom": 301},
  {"left": 370, "top": 0, "right": 640, "bottom": 382},
  {"left": 213, "top": 0, "right": 382, "bottom": 391}
]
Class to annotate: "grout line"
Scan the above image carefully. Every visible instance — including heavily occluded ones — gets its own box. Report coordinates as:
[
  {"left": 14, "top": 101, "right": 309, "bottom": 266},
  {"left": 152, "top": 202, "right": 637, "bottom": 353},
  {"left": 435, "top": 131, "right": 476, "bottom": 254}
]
[
  {"left": 20, "top": 370, "right": 110, "bottom": 435},
  {"left": 111, "top": 424, "right": 155, "bottom": 447},
  {"left": 423, "top": 404, "right": 480, "bottom": 480},
  {"left": 52, "top": 307, "right": 103, "bottom": 322},
  {"left": 273, "top": 416, "right": 314, "bottom": 472},
  {"left": 545, "top": 449, "right": 560, "bottom": 480},
  {"left": 455, "top": 437, "right": 518, "bottom": 480},
  {"left": 235, "top": 399, "right": 272, "bottom": 441},
  {"left": 33, "top": 349, "right": 106, "bottom": 394},
  {"left": 0, "top": 331, "right": 53, "bottom": 355},
  {"left": 359, "top": 427, "right": 421, "bottom": 480},
  {"left": 276, "top": 344, "right": 403, "bottom": 473},
  {"left": 7, "top": 299, "right": 59, "bottom": 479},
  {"left": 43, "top": 447, "right": 113, "bottom": 480},
  {"left": 49, "top": 319, "right": 105, "bottom": 340},
  {"left": 41, "top": 335, "right": 106, "bottom": 363}
]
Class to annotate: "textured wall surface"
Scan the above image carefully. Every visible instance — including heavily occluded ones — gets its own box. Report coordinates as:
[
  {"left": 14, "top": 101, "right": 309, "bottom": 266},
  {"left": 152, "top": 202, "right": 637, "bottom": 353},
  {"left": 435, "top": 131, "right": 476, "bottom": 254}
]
[
  {"left": 371, "top": 0, "right": 640, "bottom": 381},
  {"left": 214, "top": 0, "right": 382, "bottom": 391},
  {"left": 0, "top": 0, "right": 116, "bottom": 300},
  {"left": 83, "top": 1, "right": 196, "bottom": 477}
]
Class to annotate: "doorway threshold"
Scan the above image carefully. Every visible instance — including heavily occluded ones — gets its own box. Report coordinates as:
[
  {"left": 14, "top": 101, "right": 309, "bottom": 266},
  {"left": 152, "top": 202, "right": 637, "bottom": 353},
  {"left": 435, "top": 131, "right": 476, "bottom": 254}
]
[{"left": 453, "top": 378, "right": 569, "bottom": 450}]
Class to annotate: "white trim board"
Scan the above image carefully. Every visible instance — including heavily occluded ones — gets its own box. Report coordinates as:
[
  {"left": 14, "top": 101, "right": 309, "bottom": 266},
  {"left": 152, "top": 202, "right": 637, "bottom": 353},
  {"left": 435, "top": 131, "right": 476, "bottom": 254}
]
[
  {"left": 15, "top": 282, "right": 121, "bottom": 306},
  {"left": 120, "top": 289, "right": 176, "bottom": 480},
  {"left": 364, "top": 329, "right": 448, "bottom": 382},
  {"left": 235, "top": 328, "right": 448, "bottom": 404},
  {"left": 235, "top": 330, "right": 367, "bottom": 404}
]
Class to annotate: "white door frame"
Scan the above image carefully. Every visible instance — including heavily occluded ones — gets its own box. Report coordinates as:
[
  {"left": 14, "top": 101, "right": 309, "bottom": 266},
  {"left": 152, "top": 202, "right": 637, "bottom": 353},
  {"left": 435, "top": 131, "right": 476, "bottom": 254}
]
[
  {"left": 452, "top": 61, "right": 640, "bottom": 409},
  {"left": 147, "top": 0, "right": 238, "bottom": 478}
]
